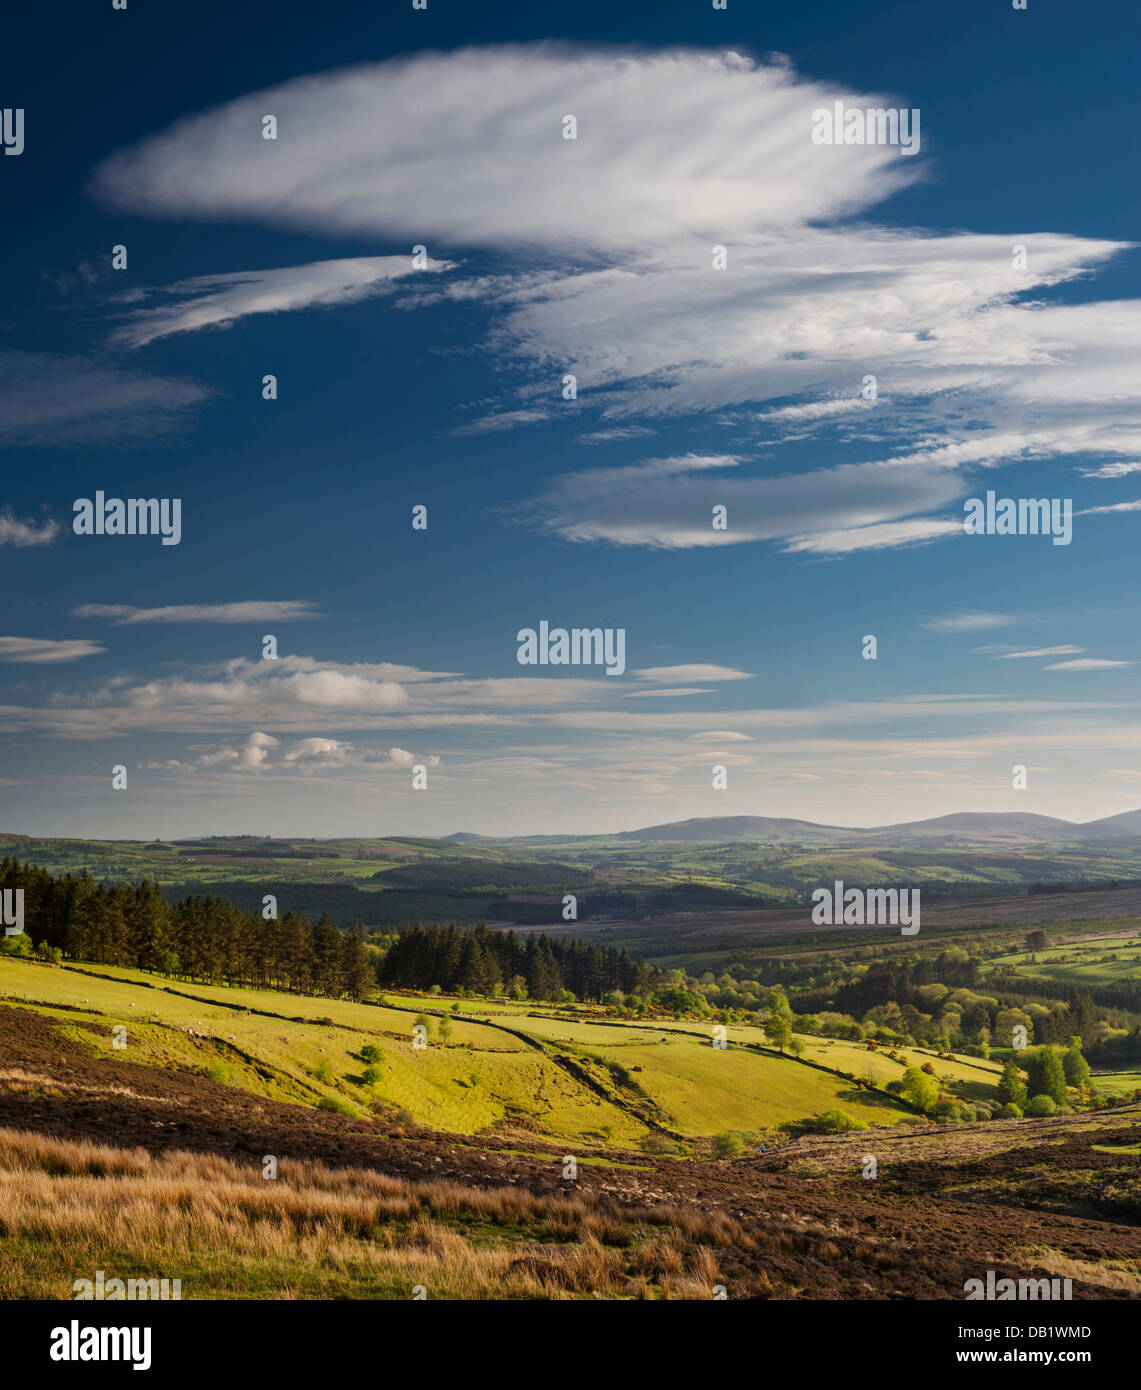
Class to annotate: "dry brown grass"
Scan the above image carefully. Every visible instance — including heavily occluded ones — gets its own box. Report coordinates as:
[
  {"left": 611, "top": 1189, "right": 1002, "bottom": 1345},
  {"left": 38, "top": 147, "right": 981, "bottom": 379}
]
[
  {"left": 0, "top": 1127, "right": 738, "bottom": 1300},
  {"left": 1012, "top": 1245, "right": 1141, "bottom": 1295}
]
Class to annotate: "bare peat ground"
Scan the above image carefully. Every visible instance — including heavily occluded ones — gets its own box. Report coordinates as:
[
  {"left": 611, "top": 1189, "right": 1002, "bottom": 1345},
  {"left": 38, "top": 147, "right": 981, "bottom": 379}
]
[{"left": 2, "top": 1003, "right": 1140, "bottom": 1298}]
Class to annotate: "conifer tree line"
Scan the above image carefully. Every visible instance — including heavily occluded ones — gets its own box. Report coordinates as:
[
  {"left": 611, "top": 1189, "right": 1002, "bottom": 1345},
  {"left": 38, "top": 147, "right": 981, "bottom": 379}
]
[
  {"left": 0, "top": 859, "right": 656, "bottom": 1004},
  {"left": 377, "top": 921, "right": 653, "bottom": 1000}
]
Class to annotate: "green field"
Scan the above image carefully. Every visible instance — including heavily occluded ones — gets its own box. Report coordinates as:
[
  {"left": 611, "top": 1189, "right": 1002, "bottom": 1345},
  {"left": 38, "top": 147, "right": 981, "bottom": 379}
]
[
  {"left": 586, "top": 1038, "right": 909, "bottom": 1133},
  {"left": 0, "top": 957, "right": 944, "bottom": 1144},
  {"left": 988, "top": 935, "right": 1141, "bottom": 986}
]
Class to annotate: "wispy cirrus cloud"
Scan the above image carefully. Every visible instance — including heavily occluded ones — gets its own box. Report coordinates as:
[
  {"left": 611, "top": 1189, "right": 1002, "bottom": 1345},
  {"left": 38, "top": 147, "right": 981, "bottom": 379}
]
[
  {"left": 0, "top": 637, "right": 105, "bottom": 664},
  {"left": 91, "top": 47, "right": 917, "bottom": 252},
  {"left": 633, "top": 664, "right": 752, "bottom": 682},
  {"left": 449, "top": 408, "right": 551, "bottom": 436},
  {"left": 73, "top": 600, "right": 322, "bottom": 625},
  {"left": 516, "top": 453, "right": 966, "bottom": 552},
  {"left": 0, "top": 351, "right": 211, "bottom": 445},
  {"left": 1043, "top": 657, "right": 1132, "bottom": 671},
  {"left": 992, "top": 645, "right": 1085, "bottom": 660},
  {"left": 88, "top": 43, "right": 1141, "bottom": 557},
  {"left": 1076, "top": 499, "right": 1141, "bottom": 516},
  {"left": 924, "top": 612, "right": 1015, "bottom": 633},
  {"left": 107, "top": 255, "right": 452, "bottom": 348}
]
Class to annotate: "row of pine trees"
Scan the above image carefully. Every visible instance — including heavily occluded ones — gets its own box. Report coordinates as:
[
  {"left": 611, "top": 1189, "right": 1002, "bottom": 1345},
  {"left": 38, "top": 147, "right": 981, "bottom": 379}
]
[
  {"left": 378, "top": 921, "right": 653, "bottom": 1001},
  {"left": 0, "top": 858, "right": 656, "bottom": 1004}
]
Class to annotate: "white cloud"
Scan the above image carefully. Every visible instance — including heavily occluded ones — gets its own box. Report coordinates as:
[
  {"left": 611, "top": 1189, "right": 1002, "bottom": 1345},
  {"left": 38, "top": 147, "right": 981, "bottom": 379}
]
[
  {"left": 88, "top": 42, "right": 1141, "bottom": 550},
  {"left": 783, "top": 517, "right": 961, "bottom": 555},
  {"left": 518, "top": 453, "right": 965, "bottom": 551},
  {"left": 73, "top": 600, "right": 322, "bottom": 625},
  {"left": 449, "top": 408, "right": 551, "bottom": 436},
  {"left": 0, "top": 508, "right": 59, "bottom": 547},
  {"left": 633, "top": 664, "right": 753, "bottom": 682},
  {"left": 1081, "top": 461, "right": 1141, "bottom": 478},
  {"left": 924, "top": 612, "right": 1015, "bottom": 633},
  {"left": 1043, "top": 658, "right": 1132, "bottom": 671},
  {"left": 280, "top": 739, "right": 439, "bottom": 773},
  {"left": 149, "top": 732, "right": 440, "bottom": 775},
  {"left": 755, "top": 397, "right": 875, "bottom": 423},
  {"left": 0, "top": 637, "right": 105, "bottom": 664},
  {"left": 994, "top": 645, "right": 1085, "bottom": 660},
  {"left": 1076, "top": 499, "right": 1141, "bottom": 516},
  {"left": 91, "top": 47, "right": 918, "bottom": 252},
  {"left": 577, "top": 426, "right": 656, "bottom": 445},
  {"left": 622, "top": 687, "right": 715, "bottom": 698},
  {"left": 108, "top": 256, "right": 452, "bottom": 348}
]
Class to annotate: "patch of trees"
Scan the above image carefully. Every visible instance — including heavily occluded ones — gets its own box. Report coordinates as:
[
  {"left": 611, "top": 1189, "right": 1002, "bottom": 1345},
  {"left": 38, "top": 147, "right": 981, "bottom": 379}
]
[
  {"left": 829, "top": 952, "right": 983, "bottom": 1016},
  {"left": 1089, "top": 1024, "right": 1141, "bottom": 1066},
  {"left": 0, "top": 858, "right": 375, "bottom": 999},
  {"left": 0, "top": 859, "right": 664, "bottom": 1007},
  {"left": 378, "top": 922, "right": 654, "bottom": 1002},
  {"left": 998, "top": 974, "right": 1141, "bottom": 1013}
]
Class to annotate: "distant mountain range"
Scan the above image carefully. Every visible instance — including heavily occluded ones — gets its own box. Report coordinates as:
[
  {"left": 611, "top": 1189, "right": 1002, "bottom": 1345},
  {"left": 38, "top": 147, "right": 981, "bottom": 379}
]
[{"left": 610, "top": 810, "right": 1141, "bottom": 845}]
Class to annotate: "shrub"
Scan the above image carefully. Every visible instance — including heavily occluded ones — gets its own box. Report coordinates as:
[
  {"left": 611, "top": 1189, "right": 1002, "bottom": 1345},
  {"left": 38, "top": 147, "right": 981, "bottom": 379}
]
[
  {"left": 711, "top": 1131, "right": 746, "bottom": 1158},
  {"left": 900, "top": 1065, "right": 940, "bottom": 1113},
  {"left": 317, "top": 1096, "right": 356, "bottom": 1116},
  {"left": 360, "top": 1065, "right": 382, "bottom": 1086},
  {"left": 204, "top": 1062, "right": 233, "bottom": 1085},
  {"left": 314, "top": 1059, "right": 335, "bottom": 1084},
  {"left": 359, "top": 1043, "right": 384, "bottom": 1064},
  {"left": 1025, "top": 1094, "right": 1058, "bottom": 1116},
  {"left": 999, "top": 1103, "right": 1023, "bottom": 1118},
  {"left": 816, "top": 1109, "right": 867, "bottom": 1133}
]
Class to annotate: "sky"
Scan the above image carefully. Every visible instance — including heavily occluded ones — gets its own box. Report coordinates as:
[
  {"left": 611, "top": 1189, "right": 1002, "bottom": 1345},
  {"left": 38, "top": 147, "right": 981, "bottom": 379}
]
[{"left": 2, "top": 0, "right": 1140, "bottom": 839}]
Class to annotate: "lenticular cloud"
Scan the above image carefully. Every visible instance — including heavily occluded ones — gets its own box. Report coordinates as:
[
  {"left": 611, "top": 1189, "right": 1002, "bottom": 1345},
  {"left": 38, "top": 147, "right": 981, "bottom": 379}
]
[{"left": 90, "top": 45, "right": 919, "bottom": 251}]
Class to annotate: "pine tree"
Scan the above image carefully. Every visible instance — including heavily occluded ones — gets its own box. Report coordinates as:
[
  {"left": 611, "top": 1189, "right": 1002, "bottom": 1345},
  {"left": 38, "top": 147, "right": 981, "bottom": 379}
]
[
  {"left": 341, "top": 931, "right": 375, "bottom": 1001},
  {"left": 1063, "top": 1035, "right": 1092, "bottom": 1089},
  {"left": 1028, "top": 1046, "right": 1070, "bottom": 1108},
  {"left": 997, "top": 1058, "right": 1028, "bottom": 1109}
]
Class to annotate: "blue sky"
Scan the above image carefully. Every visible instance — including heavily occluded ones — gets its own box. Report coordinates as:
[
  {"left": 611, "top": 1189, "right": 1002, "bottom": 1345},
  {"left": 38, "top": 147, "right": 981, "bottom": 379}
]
[{"left": 2, "top": 0, "right": 1140, "bottom": 837}]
